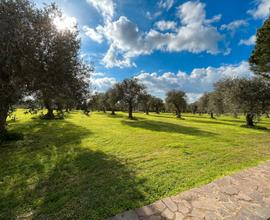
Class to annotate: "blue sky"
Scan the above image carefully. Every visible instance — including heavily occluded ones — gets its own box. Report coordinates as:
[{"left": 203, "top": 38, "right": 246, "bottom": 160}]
[{"left": 34, "top": 0, "right": 270, "bottom": 102}]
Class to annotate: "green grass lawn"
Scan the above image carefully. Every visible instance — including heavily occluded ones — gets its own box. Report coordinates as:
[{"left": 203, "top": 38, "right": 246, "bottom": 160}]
[{"left": 1, "top": 110, "right": 270, "bottom": 219}]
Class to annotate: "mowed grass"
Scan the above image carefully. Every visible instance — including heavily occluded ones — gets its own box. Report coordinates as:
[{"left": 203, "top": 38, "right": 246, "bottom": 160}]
[{"left": 1, "top": 110, "right": 270, "bottom": 219}]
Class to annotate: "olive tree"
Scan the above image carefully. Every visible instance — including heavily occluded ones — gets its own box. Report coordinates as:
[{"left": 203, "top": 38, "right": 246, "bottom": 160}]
[
  {"left": 208, "top": 91, "right": 224, "bottom": 118},
  {"left": 215, "top": 78, "right": 270, "bottom": 126},
  {"left": 116, "top": 79, "right": 145, "bottom": 119},
  {"left": 249, "top": 15, "right": 270, "bottom": 79},
  {"left": 33, "top": 5, "right": 91, "bottom": 119},
  {"left": 139, "top": 92, "right": 152, "bottom": 115},
  {"left": 165, "top": 90, "right": 187, "bottom": 118},
  {"left": 150, "top": 97, "right": 164, "bottom": 114},
  {"left": 105, "top": 86, "right": 120, "bottom": 115},
  {"left": 0, "top": 0, "right": 39, "bottom": 136}
]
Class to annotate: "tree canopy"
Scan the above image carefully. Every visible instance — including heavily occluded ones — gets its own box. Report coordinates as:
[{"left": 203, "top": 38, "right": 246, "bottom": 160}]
[
  {"left": 0, "top": 0, "right": 91, "bottom": 138},
  {"left": 249, "top": 15, "right": 270, "bottom": 79},
  {"left": 165, "top": 90, "right": 187, "bottom": 118}
]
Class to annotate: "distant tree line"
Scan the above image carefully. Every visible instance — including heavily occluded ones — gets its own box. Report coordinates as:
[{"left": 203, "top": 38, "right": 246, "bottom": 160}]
[
  {"left": 188, "top": 77, "right": 270, "bottom": 127},
  {"left": 89, "top": 79, "right": 165, "bottom": 119}
]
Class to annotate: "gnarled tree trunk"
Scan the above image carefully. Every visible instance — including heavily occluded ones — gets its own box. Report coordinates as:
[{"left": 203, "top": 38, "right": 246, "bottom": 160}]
[
  {"left": 128, "top": 103, "right": 133, "bottom": 119},
  {"left": 43, "top": 99, "right": 55, "bottom": 119},
  {"left": 111, "top": 109, "right": 115, "bottom": 115},
  {"left": 0, "top": 105, "right": 9, "bottom": 135},
  {"left": 246, "top": 113, "right": 254, "bottom": 127},
  {"left": 210, "top": 112, "right": 214, "bottom": 119},
  {"left": 176, "top": 109, "right": 181, "bottom": 118}
]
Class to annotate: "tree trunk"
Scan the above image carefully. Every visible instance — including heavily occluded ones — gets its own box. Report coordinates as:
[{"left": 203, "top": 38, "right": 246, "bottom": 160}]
[
  {"left": 0, "top": 105, "right": 8, "bottom": 135},
  {"left": 44, "top": 99, "right": 55, "bottom": 119},
  {"left": 128, "top": 103, "right": 133, "bottom": 119},
  {"left": 176, "top": 109, "right": 180, "bottom": 118},
  {"left": 111, "top": 109, "right": 115, "bottom": 115},
  {"left": 210, "top": 112, "right": 214, "bottom": 119},
  {"left": 246, "top": 113, "right": 254, "bottom": 127},
  {"left": 266, "top": 113, "right": 269, "bottom": 118},
  {"left": 146, "top": 108, "right": 149, "bottom": 115},
  {"left": 155, "top": 108, "right": 160, "bottom": 114}
]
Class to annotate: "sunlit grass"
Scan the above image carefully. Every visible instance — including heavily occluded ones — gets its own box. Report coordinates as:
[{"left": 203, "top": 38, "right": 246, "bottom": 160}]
[{"left": 1, "top": 110, "right": 270, "bottom": 219}]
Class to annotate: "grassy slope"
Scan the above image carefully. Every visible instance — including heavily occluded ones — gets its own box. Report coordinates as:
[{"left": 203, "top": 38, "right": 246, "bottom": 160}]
[{"left": 1, "top": 110, "right": 270, "bottom": 219}]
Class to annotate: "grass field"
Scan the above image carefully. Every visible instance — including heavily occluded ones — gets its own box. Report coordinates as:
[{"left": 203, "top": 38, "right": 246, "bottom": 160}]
[{"left": 1, "top": 110, "right": 270, "bottom": 219}]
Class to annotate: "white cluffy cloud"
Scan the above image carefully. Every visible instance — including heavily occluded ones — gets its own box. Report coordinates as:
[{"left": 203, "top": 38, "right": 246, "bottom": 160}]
[
  {"left": 135, "top": 61, "right": 253, "bottom": 102},
  {"left": 239, "top": 35, "right": 256, "bottom": 46},
  {"left": 90, "top": 75, "right": 117, "bottom": 92},
  {"left": 86, "top": 0, "right": 115, "bottom": 22},
  {"left": 248, "top": 0, "right": 270, "bottom": 19},
  {"left": 154, "top": 20, "right": 177, "bottom": 31},
  {"left": 84, "top": 1, "right": 223, "bottom": 68},
  {"left": 90, "top": 62, "right": 253, "bottom": 102},
  {"left": 158, "top": 0, "right": 174, "bottom": 10},
  {"left": 83, "top": 26, "right": 104, "bottom": 43},
  {"left": 220, "top": 20, "right": 248, "bottom": 33}
]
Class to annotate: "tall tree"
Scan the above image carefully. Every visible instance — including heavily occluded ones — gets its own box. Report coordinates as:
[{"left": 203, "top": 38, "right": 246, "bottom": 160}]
[
  {"left": 165, "top": 90, "right": 187, "bottom": 118},
  {"left": 106, "top": 86, "right": 120, "bottom": 115},
  {"left": 150, "top": 97, "right": 164, "bottom": 114},
  {"left": 216, "top": 78, "right": 270, "bottom": 126},
  {"left": 208, "top": 91, "right": 224, "bottom": 118},
  {"left": 139, "top": 92, "right": 152, "bottom": 115},
  {"left": 116, "top": 79, "right": 145, "bottom": 119},
  {"left": 0, "top": 0, "right": 39, "bottom": 135},
  {"left": 197, "top": 93, "right": 210, "bottom": 115},
  {"left": 33, "top": 5, "right": 91, "bottom": 119},
  {"left": 249, "top": 15, "right": 270, "bottom": 79}
]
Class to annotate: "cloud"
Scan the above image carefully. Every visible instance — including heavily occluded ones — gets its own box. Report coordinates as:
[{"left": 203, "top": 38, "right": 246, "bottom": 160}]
[
  {"left": 220, "top": 19, "right": 248, "bottom": 33},
  {"left": 146, "top": 11, "right": 162, "bottom": 20},
  {"left": 206, "top": 14, "right": 222, "bottom": 24},
  {"left": 83, "top": 25, "right": 104, "bottom": 43},
  {"left": 84, "top": 1, "right": 223, "bottom": 68},
  {"left": 154, "top": 20, "right": 177, "bottom": 31},
  {"left": 248, "top": 0, "right": 270, "bottom": 19},
  {"left": 158, "top": 0, "right": 174, "bottom": 10},
  {"left": 239, "top": 35, "right": 256, "bottom": 46},
  {"left": 86, "top": 0, "right": 115, "bottom": 22},
  {"left": 102, "top": 44, "right": 136, "bottom": 68},
  {"left": 90, "top": 75, "right": 117, "bottom": 92},
  {"left": 135, "top": 61, "right": 253, "bottom": 101}
]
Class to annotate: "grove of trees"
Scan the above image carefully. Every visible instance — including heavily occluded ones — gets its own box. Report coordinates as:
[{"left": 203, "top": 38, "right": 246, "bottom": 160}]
[
  {"left": 190, "top": 77, "right": 270, "bottom": 127},
  {"left": 1, "top": 1, "right": 270, "bottom": 141}
]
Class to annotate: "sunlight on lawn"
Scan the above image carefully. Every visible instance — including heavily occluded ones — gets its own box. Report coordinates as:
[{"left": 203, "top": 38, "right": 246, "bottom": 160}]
[{"left": 1, "top": 110, "right": 270, "bottom": 219}]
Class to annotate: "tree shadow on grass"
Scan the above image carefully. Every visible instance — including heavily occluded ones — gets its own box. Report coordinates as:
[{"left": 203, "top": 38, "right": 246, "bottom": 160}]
[
  {"left": 186, "top": 118, "right": 237, "bottom": 127},
  {"left": 0, "top": 119, "right": 145, "bottom": 220},
  {"left": 106, "top": 112, "right": 144, "bottom": 120},
  {"left": 121, "top": 119, "right": 216, "bottom": 136}
]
